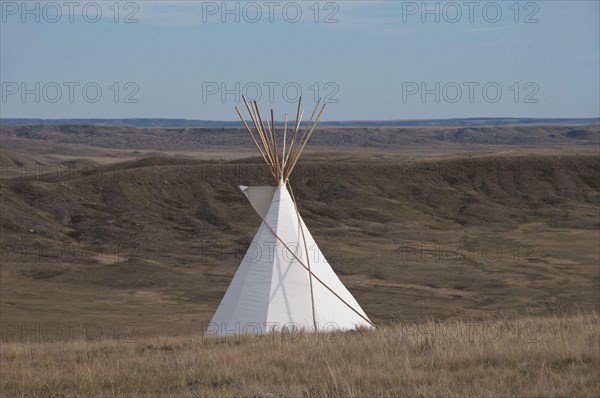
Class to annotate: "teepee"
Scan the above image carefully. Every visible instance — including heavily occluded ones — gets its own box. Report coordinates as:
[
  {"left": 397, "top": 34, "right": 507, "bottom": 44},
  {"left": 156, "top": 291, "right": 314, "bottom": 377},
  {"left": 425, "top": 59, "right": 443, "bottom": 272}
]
[{"left": 206, "top": 97, "right": 373, "bottom": 336}]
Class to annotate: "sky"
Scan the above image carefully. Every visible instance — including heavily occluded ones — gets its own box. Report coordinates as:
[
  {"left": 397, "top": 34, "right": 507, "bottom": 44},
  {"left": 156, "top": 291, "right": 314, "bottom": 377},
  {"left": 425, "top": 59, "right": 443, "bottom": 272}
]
[{"left": 1, "top": 0, "right": 599, "bottom": 120}]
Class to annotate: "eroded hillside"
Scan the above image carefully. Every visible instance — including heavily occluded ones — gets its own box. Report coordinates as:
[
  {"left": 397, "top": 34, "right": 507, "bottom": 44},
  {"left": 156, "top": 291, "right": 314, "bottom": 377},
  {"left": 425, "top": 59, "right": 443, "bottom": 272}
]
[{"left": 1, "top": 151, "right": 598, "bottom": 337}]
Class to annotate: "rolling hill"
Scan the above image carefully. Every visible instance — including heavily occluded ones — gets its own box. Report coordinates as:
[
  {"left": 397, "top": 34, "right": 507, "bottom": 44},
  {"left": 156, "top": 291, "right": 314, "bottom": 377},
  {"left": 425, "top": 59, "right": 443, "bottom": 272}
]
[{"left": 1, "top": 148, "right": 598, "bottom": 338}]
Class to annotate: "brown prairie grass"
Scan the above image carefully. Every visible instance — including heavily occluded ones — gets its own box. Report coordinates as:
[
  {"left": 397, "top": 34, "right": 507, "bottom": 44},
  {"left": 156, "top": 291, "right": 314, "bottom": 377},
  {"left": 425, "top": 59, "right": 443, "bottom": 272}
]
[{"left": 1, "top": 312, "right": 599, "bottom": 397}]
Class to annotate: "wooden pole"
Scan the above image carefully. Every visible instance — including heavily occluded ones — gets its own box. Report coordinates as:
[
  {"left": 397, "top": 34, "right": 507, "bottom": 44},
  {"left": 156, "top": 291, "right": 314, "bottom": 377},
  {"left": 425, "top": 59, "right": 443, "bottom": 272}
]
[
  {"left": 281, "top": 113, "right": 288, "bottom": 180},
  {"left": 235, "top": 106, "right": 271, "bottom": 168},
  {"left": 285, "top": 103, "right": 326, "bottom": 181},
  {"left": 270, "top": 109, "right": 280, "bottom": 181},
  {"left": 254, "top": 101, "right": 274, "bottom": 162},
  {"left": 243, "top": 96, "right": 275, "bottom": 171},
  {"left": 295, "top": 98, "right": 322, "bottom": 152},
  {"left": 285, "top": 108, "right": 304, "bottom": 175},
  {"left": 284, "top": 97, "right": 303, "bottom": 169},
  {"left": 287, "top": 181, "right": 318, "bottom": 331},
  {"left": 262, "top": 106, "right": 278, "bottom": 179},
  {"left": 286, "top": 98, "right": 320, "bottom": 175},
  {"left": 253, "top": 100, "right": 277, "bottom": 177}
]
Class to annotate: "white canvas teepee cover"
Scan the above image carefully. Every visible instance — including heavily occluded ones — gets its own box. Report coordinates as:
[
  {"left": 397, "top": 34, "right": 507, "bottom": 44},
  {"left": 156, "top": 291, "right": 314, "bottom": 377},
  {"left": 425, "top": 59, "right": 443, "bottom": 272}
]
[{"left": 207, "top": 185, "right": 373, "bottom": 336}]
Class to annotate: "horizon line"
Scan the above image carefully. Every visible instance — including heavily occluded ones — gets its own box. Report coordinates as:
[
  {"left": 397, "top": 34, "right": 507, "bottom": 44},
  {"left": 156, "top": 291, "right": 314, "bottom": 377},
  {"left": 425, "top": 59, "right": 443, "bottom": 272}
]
[{"left": 2, "top": 117, "right": 599, "bottom": 123}]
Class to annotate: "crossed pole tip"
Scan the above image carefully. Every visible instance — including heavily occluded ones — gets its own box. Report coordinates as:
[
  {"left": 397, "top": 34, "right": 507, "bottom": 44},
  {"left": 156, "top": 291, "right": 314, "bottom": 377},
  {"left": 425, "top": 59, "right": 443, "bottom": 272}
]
[{"left": 235, "top": 97, "right": 326, "bottom": 185}]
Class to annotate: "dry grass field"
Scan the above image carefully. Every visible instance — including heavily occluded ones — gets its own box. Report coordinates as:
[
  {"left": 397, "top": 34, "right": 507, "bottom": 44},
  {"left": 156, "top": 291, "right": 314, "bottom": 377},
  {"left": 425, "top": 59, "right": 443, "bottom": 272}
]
[
  {"left": 0, "top": 124, "right": 599, "bottom": 396},
  {"left": 1, "top": 312, "right": 598, "bottom": 397}
]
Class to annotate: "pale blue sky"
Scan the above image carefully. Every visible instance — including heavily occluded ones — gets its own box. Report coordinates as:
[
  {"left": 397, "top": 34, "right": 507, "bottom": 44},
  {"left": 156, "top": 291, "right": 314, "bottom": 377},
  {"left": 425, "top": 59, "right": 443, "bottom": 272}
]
[{"left": 1, "top": 1, "right": 599, "bottom": 120}]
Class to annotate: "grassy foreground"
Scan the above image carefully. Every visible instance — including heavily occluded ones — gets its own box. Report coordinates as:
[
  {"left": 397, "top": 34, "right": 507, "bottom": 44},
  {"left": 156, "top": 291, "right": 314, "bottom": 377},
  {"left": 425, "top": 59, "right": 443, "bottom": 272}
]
[{"left": 1, "top": 312, "right": 598, "bottom": 397}]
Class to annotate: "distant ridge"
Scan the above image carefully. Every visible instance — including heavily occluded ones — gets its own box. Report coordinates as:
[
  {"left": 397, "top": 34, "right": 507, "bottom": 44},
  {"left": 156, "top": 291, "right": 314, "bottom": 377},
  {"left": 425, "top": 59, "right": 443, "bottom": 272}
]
[{"left": 1, "top": 117, "right": 599, "bottom": 128}]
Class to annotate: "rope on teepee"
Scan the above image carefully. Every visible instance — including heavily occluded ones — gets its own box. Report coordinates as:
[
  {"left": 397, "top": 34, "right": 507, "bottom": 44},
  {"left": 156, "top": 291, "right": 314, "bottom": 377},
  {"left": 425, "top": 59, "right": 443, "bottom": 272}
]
[
  {"left": 251, "top": 188, "right": 376, "bottom": 329},
  {"left": 287, "top": 181, "right": 318, "bottom": 331}
]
